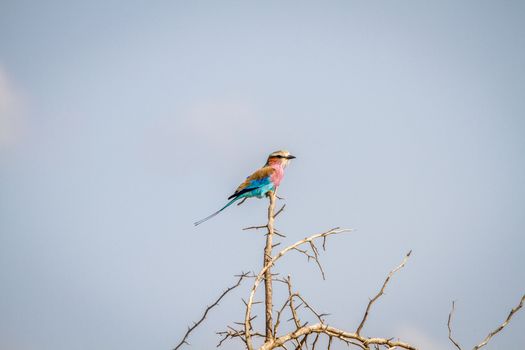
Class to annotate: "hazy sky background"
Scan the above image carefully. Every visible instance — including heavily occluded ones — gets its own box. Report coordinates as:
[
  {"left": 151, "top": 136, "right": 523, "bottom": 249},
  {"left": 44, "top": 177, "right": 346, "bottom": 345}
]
[{"left": 1, "top": 1, "right": 524, "bottom": 349}]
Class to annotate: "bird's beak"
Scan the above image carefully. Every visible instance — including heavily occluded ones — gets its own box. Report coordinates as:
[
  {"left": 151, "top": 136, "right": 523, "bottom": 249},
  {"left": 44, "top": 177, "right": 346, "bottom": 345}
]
[{"left": 286, "top": 155, "right": 296, "bottom": 159}]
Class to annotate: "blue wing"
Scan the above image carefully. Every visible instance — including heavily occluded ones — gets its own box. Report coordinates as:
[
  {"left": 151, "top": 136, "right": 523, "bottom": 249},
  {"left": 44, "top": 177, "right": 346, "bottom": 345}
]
[
  {"left": 228, "top": 166, "right": 275, "bottom": 199},
  {"left": 228, "top": 176, "right": 272, "bottom": 199}
]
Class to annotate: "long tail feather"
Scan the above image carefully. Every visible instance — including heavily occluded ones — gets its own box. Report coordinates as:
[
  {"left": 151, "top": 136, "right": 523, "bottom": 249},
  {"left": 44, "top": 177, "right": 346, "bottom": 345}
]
[{"left": 194, "top": 197, "right": 240, "bottom": 226}]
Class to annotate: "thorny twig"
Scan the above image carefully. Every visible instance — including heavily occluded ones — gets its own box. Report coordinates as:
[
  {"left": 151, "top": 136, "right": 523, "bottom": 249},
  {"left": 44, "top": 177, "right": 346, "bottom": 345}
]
[
  {"left": 309, "top": 241, "right": 325, "bottom": 280},
  {"left": 216, "top": 327, "right": 265, "bottom": 348},
  {"left": 244, "top": 225, "right": 268, "bottom": 231},
  {"left": 274, "top": 204, "right": 286, "bottom": 218},
  {"left": 274, "top": 297, "right": 290, "bottom": 335},
  {"left": 447, "top": 294, "right": 525, "bottom": 350},
  {"left": 244, "top": 227, "right": 353, "bottom": 349},
  {"left": 291, "top": 243, "right": 325, "bottom": 280},
  {"left": 356, "top": 250, "right": 412, "bottom": 335},
  {"left": 243, "top": 225, "right": 286, "bottom": 238},
  {"left": 242, "top": 203, "right": 285, "bottom": 231},
  {"left": 259, "top": 323, "right": 418, "bottom": 350},
  {"left": 278, "top": 276, "right": 328, "bottom": 330},
  {"left": 293, "top": 294, "right": 328, "bottom": 325},
  {"left": 447, "top": 301, "right": 462, "bottom": 350},
  {"left": 474, "top": 293, "right": 525, "bottom": 349},
  {"left": 287, "top": 276, "right": 302, "bottom": 329},
  {"left": 174, "top": 272, "right": 249, "bottom": 350}
]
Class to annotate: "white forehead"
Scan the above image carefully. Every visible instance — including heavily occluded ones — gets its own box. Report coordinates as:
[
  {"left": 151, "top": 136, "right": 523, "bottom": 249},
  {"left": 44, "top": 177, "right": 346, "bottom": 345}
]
[{"left": 269, "top": 150, "right": 290, "bottom": 157}]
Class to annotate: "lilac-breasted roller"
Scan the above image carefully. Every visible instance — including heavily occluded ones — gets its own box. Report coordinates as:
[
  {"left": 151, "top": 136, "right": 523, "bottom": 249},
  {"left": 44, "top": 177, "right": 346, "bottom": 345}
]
[{"left": 194, "top": 150, "right": 296, "bottom": 226}]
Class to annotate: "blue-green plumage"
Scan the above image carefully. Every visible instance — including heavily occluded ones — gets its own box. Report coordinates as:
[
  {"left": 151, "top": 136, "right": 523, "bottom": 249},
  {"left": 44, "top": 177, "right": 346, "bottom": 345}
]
[
  {"left": 194, "top": 175, "right": 275, "bottom": 226},
  {"left": 227, "top": 176, "right": 273, "bottom": 199}
]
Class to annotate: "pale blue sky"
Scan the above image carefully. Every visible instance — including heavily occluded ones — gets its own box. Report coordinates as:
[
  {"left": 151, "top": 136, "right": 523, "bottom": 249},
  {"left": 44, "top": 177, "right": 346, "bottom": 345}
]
[{"left": 1, "top": 1, "right": 524, "bottom": 349}]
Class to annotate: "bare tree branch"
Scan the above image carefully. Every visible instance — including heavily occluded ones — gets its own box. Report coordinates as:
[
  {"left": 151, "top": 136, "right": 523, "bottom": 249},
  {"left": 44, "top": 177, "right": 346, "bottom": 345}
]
[
  {"left": 447, "top": 301, "right": 462, "bottom": 350},
  {"left": 264, "top": 191, "right": 277, "bottom": 341},
  {"left": 244, "top": 225, "right": 268, "bottom": 231},
  {"left": 259, "top": 324, "right": 417, "bottom": 350},
  {"left": 274, "top": 204, "right": 286, "bottom": 218},
  {"left": 274, "top": 297, "right": 290, "bottom": 335},
  {"left": 273, "top": 229, "right": 287, "bottom": 238},
  {"left": 293, "top": 294, "right": 328, "bottom": 325},
  {"left": 473, "top": 293, "right": 525, "bottom": 349},
  {"left": 216, "top": 327, "right": 265, "bottom": 348},
  {"left": 286, "top": 276, "right": 302, "bottom": 329},
  {"left": 174, "top": 272, "right": 249, "bottom": 350},
  {"left": 446, "top": 293, "right": 525, "bottom": 350},
  {"left": 281, "top": 275, "right": 328, "bottom": 326},
  {"left": 311, "top": 334, "right": 320, "bottom": 349},
  {"left": 356, "top": 250, "right": 412, "bottom": 335},
  {"left": 294, "top": 334, "right": 308, "bottom": 350},
  {"left": 244, "top": 227, "right": 353, "bottom": 349},
  {"left": 290, "top": 243, "right": 325, "bottom": 280},
  {"left": 309, "top": 241, "right": 325, "bottom": 280}
]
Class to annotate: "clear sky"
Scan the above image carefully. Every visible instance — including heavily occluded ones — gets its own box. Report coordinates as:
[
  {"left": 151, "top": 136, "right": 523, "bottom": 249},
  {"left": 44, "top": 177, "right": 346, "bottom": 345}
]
[{"left": 1, "top": 1, "right": 524, "bottom": 349}]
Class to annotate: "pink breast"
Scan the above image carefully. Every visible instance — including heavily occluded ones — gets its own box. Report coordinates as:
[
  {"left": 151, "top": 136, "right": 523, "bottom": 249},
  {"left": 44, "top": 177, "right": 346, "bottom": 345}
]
[{"left": 270, "top": 165, "right": 284, "bottom": 187}]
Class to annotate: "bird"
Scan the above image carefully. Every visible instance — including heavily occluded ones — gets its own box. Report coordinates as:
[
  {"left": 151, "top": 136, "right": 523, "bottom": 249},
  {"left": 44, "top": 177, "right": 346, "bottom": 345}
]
[{"left": 194, "top": 150, "right": 296, "bottom": 226}]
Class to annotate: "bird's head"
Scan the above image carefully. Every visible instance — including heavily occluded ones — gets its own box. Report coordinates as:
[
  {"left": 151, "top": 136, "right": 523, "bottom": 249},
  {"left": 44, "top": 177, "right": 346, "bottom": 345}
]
[{"left": 266, "top": 150, "right": 296, "bottom": 167}]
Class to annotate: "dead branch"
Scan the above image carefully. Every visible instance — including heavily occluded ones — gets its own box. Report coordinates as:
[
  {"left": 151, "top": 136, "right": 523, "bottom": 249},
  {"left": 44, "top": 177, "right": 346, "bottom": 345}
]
[
  {"left": 274, "top": 204, "right": 286, "bottom": 217},
  {"left": 356, "top": 250, "right": 412, "bottom": 335},
  {"left": 295, "top": 334, "right": 308, "bottom": 349},
  {"left": 447, "top": 294, "right": 525, "bottom": 350},
  {"left": 286, "top": 276, "right": 302, "bottom": 329},
  {"left": 244, "top": 227, "right": 352, "bottom": 350},
  {"left": 293, "top": 294, "right": 327, "bottom": 324},
  {"left": 279, "top": 276, "right": 327, "bottom": 328},
  {"left": 264, "top": 191, "right": 277, "bottom": 341},
  {"left": 244, "top": 225, "right": 268, "bottom": 231},
  {"left": 291, "top": 244, "right": 325, "bottom": 280},
  {"left": 216, "top": 327, "right": 265, "bottom": 348},
  {"left": 309, "top": 241, "right": 325, "bottom": 280},
  {"left": 174, "top": 272, "right": 249, "bottom": 350},
  {"left": 273, "top": 229, "right": 286, "bottom": 238},
  {"left": 258, "top": 263, "right": 416, "bottom": 350},
  {"left": 474, "top": 293, "right": 525, "bottom": 349},
  {"left": 447, "top": 301, "right": 462, "bottom": 350},
  {"left": 274, "top": 297, "right": 290, "bottom": 335},
  {"left": 311, "top": 334, "right": 320, "bottom": 349},
  {"left": 259, "top": 323, "right": 417, "bottom": 350}
]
